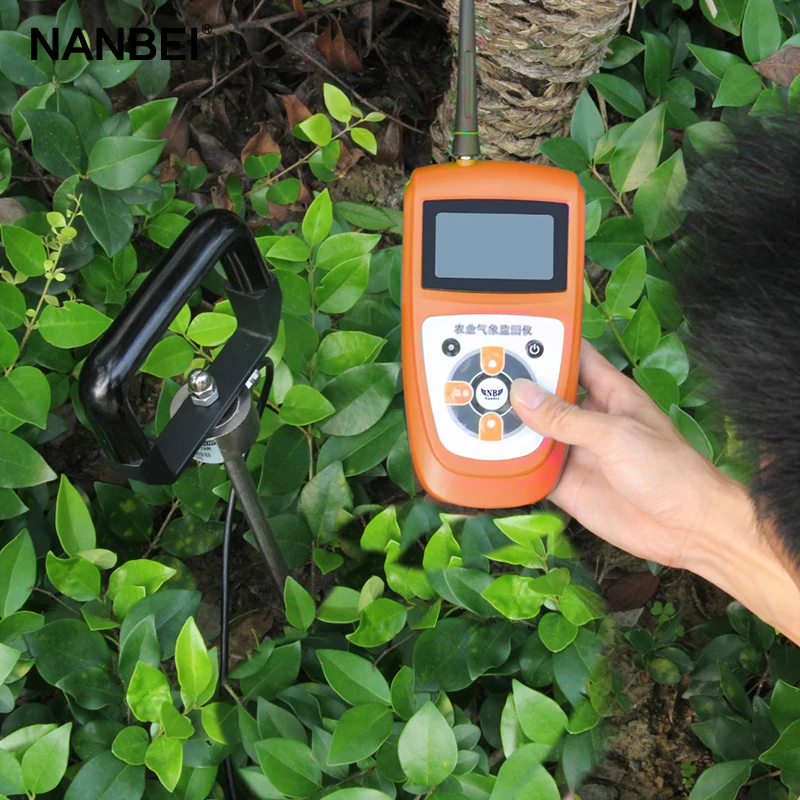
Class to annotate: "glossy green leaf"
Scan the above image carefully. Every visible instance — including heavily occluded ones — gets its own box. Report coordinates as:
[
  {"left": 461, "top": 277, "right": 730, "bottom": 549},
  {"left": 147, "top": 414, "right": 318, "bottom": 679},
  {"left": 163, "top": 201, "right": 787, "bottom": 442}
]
[
  {"left": 317, "top": 331, "right": 385, "bottom": 375},
  {"left": 0, "top": 31, "right": 53, "bottom": 86},
  {"left": 605, "top": 247, "right": 646, "bottom": 314},
  {"left": 538, "top": 613, "right": 579, "bottom": 653},
  {"left": 21, "top": 110, "right": 83, "bottom": 176},
  {"left": 588, "top": 74, "right": 646, "bottom": 119},
  {"left": 284, "top": 577, "right": 315, "bottom": 632},
  {"left": 145, "top": 736, "right": 182, "bottom": 792},
  {"left": 175, "top": 616, "right": 213, "bottom": 707},
  {"left": 112, "top": 726, "right": 150, "bottom": 766},
  {"left": 742, "top": 0, "right": 782, "bottom": 63},
  {"left": 186, "top": 312, "right": 237, "bottom": 347},
  {"left": 621, "top": 297, "right": 661, "bottom": 361},
  {"left": 321, "top": 363, "right": 399, "bottom": 436},
  {"left": 610, "top": 104, "right": 666, "bottom": 193},
  {"left": 255, "top": 738, "right": 322, "bottom": 797},
  {"left": 570, "top": 89, "right": 604, "bottom": 162},
  {"left": 299, "top": 114, "right": 332, "bottom": 146},
  {"left": 632, "top": 150, "right": 687, "bottom": 240},
  {"left": 38, "top": 301, "right": 112, "bottom": 348},
  {"left": 0, "top": 530, "right": 35, "bottom": 616},
  {"left": 317, "top": 649, "right": 391, "bottom": 706},
  {"left": 347, "top": 598, "right": 407, "bottom": 647},
  {"left": 126, "top": 662, "right": 171, "bottom": 723},
  {"left": 64, "top": 751, "right": 145, "bottom": 800},
  {"left": 714, "top": 64, "right": 762, "bottom": 107},
  {"left": 688, "top": 760, "right": 753, "bottom": 799},
  {"left": 512, "top": 680, "right": 568, "bottom": 746},
  {"left": 279, "top": 385, "right": 335, "bottom": 426},
  {"left": 55, "top": 474, "right": 96, "bottom": 556},
  {"left": 2, "top": 225, "right": 46, "bottom": 277},
  {"left": 45, "top": 552, "right": 100, "bottom": 601},
  {"left": 88, "top": 136, "right": 166, "bottom": 190},
  {"left": 328, "top": 704, "right": 393, "bottom": 765},
  {"left": 21, "top": 723, "right": 71, "bottom": 794},
  {"left": 398, "top": 702, "right": 457, "bottom": 787},
  {"left": 141, "top": 336, "right": 194, "bottom": 378}
]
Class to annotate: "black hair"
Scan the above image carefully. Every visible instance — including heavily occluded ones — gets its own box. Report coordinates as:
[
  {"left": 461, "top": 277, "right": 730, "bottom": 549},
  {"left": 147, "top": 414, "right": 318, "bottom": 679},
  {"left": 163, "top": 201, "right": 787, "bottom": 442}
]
[{"left": 674, "top": 114, "right": 800, "bottom": 563}]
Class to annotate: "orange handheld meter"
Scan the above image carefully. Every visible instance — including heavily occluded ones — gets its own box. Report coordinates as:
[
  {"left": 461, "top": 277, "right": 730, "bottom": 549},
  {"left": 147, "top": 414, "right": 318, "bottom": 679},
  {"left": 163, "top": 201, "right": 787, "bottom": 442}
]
[{"left": 400, "top": 0, "right": 584, "bottom": 509}]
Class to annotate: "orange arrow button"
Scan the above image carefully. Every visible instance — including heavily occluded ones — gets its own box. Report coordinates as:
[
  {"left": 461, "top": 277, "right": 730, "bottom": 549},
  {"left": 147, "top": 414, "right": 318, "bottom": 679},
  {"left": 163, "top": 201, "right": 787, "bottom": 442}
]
[
  {"left": 444, "top": 381, "right": 473, "bottom": 405},
  {"left": 481, "top": 346, "right": 505, "bottom": 376},
  {"left": 479, "top": 413, "right": 503, "bottom": 441}
]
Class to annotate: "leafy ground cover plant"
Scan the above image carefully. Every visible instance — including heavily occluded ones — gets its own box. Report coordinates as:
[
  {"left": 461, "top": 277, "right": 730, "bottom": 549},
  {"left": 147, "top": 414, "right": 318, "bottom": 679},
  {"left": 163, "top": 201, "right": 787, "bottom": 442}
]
[{"left": 0, "top": 3, "right": 620, "bottom": 798}]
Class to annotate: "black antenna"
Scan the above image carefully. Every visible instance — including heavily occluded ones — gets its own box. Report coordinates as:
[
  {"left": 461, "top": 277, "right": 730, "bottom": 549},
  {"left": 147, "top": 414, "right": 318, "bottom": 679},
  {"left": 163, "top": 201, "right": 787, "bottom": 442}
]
[{"left": 452, "top": 0, "right": 480, "bottom": 159}]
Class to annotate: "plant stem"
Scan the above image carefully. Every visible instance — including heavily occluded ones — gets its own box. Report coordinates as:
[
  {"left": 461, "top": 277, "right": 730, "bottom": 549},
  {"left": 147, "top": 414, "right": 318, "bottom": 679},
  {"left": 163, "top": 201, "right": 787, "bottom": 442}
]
[
  {"left": 586, "top": 277, "right": 638, "bottom": 367},
  {"left": 590, "top": 165, "right": 632, "bottom": 218},
  {"left": 6, "top": 275, "right": 54, "bottom": 376},
  {"left": 144, "top": 499, "right": 181, "bottom": 556},
  {"left": 31, "top": 587, "right": 82, "bottom": 617}
]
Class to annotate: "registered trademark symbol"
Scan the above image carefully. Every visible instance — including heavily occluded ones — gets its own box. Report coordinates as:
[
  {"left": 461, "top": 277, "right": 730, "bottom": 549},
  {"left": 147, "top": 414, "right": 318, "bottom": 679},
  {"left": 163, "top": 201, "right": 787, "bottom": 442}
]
[{"left": 202, "top": 24, "right": 212, "bottom": 34}]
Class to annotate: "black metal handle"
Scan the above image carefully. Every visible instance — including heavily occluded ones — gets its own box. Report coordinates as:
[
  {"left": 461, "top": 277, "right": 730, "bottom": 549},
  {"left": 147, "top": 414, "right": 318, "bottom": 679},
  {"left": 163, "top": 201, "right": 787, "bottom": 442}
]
[{"left": 79, "top": 209, "right": 281, "bottom": 485}]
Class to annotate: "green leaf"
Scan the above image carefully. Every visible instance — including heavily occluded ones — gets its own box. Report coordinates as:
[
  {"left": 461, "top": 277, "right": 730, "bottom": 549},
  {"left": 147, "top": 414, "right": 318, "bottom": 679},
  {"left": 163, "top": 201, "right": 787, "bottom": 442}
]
[
  {"left": 55, "top": 474, "right": 96, "bottom": 556},
  {"left": 603, "top": 35, "right": 645, "bottom": 69},
  {"left": 38, "top": 301, "right": 112, "bottom": 348},
  {"left": 742, "top": 0, "right": 782, "bottom": 63},
  {"left": 303, "top": 189, "right": 333, "bottom": 248},
  {"left": 317, "top": 649, "right": 391, "bottom": 706},
  {"left": 585, "top": 216, "right": 644, "bottom": 270},
  {"left": 88, "top": 136, "right": 166, "bottom": 190},
  {"left": 621, "top": 297, "right": 661, "bottom": 361},
  {"left": 128, "top": 97, "right": 177, "bottom": 139},
  {"left": 320, "top": 363, "right": 399, "bottom": 436},
  {"left": 258, "top": 426, "right": 309, "bottom": 496},
  {"left": 688, "top": 760, "right": 753, "bottom": 799},
  {"left": 0, "top": 283, "right": 26, "bottom": 331},
  {"left": 0, "top": 31, "right": 53, "bottom": 86},
  {"left": 604, "top": 246, "right": 646, "bottom": 314},
  {"left": 714, "top": 64, "right": 762, "bottom": 107},
  {"left": 412, "top": 617, "right": 474, "bottom": 692},
  {"left": 588, "top": 74, "right": 646, "bottom": 119},
  {"left": 0, "top": 367, "right": 50, "bottom": 430},
  {"left": 536, "top": 137, "right": 588, "bottom": 172},
  {"left": 329, "top": 704, "right": 393, "bottom": 765},
  {"left": 80, "top": 180, "right": 134, "bottom": 257},
  {"left": 770, "top": 680, "right": 800, "bottom": 733},
  {"left": 21, "top": 110, "right": 83, "bottom": 176},
  {"left": 490, "top": 743, "right": 560, "bottom": 800},
  {"left": 146, "top": 212, "right": 190, "bottom": 249},
  {"left": 284, "top": 577, "right": 315, "bottom": 632},
  {"left": 560, "top": 584, "right": 606, "bottom": 626},
  {"left": 315, "top": 232, "right": 381, "bottom": 272},
  {"left": 643, "top": 32, "right": 672, "bottom": 97},
  {"left": 317, "top": 331, "right": 385, "bottom": 375},
  {"left": 0, "top": 432, "right": 55, "bottom": 488},
  {"left": 316, "top": 256, "right": 370, "bottom": 313},
  {"left": 200, "top": 701, "right": 238, "bottom": 744},
  {"left": 466, "top": 621, "right": 513, "bottom": 679},
  {"left": 538, "top": 613, "right": 579, "bottom": 652},
  {"left": 239, "top": 641, "right": 301, "bottom": 701},
  {"left": 298, "top": 460, "right": 353, "bottom": 544},
  {"left": 687, "top": 44, "right": 744, "bottom": 79},
  {"left": 112, "top": 726, "right": 150, "bottom": 766},
  {"left": 2, "top": 225, "right": 46, "bottom": 277},
  {"left": 481, "top": 575, "right": 543, "bottom": 620},
  {"left": 701, "top": 0, "right": 746, "bottom": 34},
  {"left": 633, "top": 366, "right": 680, "bottom": 412},
  {"left": 64, "top": 751, "right": 145, "bottom": 800},
  {"left": 347, "top": 598, "right": 407, "bottom": 647},
  {"left": 0, "top": 530, "right": 35, "bottom": 616},
  {"left": 351, "top": 127, "right": 377, "bottom": 155},
  {"left": 323, "top": 84, "right": 353, "bottom": 123},
  {"left": 397, "top": 702, "right": 457, "bottom": 787},
  {"left": 610, "top": 104, "right": 667, "bottom": 193},
  {"left": 56, "top": 666, "right": 123, "bottom": 710},
  {"left": 21, "top": 723, "right": 71, "bottom": 795},
  {"left": 186, "top": 311, "right": 237, "bottom": 346},
  {"left": 86, "top": 50, "right": 140, "bottom": 87},
  {"left": 266, "top": 178, "right": 301, "bottom": 205},
  {"left": 255, "top": 739, "right": 322, "bottom": 797},
  {"left": 175, "top": 616, "right": 213, "bottom": 708},
  {"left": 279, "top": 385, "right": 335, "bottom": 426},
  {"left": 512, "top": 680, "right": 567, "bottom": 747},
  {"left": 108, "top": 559, "right": 176, "bottom": 600},
  {"left": 126, "top": 662, "right": 171, "bottom": 723},
  {"left": 669, "top": 405, "right": 713, "bottom": 460},
  {"left": 145, "top": 736, "right": 182, "bottom": 793},
  {"left": 324, "top": 789, "right": 392, "bottom": 800},
  {"left": 141, "top": 336, "right": 194, "bottom": 378},
  {"left": 45, "top": 552, "right": 100, "bottom": 601},
  {"left": 632, "top": 150, "right": 687, "bottom": 240},
  {"left": 299, "top": 113, "right": 333, "bottom": 146},
  {"left": 570, "top": 89, "right": 604, "bottom": 162},
  {"left": 495, "top": 514, "right": 564, "bottom": 546},
  {"left": 361, "top": 505, "right": 401, "bottom": 552},
  {"left": 317, "top": 586, "right": 361, "bottom": 624}
]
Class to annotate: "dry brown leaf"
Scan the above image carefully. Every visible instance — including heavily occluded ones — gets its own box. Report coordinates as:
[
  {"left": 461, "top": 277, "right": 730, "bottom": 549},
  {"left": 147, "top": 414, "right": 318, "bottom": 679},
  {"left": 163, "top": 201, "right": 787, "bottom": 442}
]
[
  {"left": 160, "top": 111, "right": 189, "bottom": 159},
  {"left": 290, "top": 0, "right": 307, "bottom": 17},
  {"left": 211, "top": 172, "right": 233, "bottom": 210},
  {"left": 241, "top": 122, "right": 281, "bottom": 163},
  {"left": 157, "top": 157, "right": 179, "bottom": 183},
  {"left": 183, "top": 147, "right": 204, "bottom": 167},
  {"left": 0, "top": 198, "right": 27, "bottom": 225},
  {"left": 297, "top": 182, "right": 313, "bottom": 206},
  {"left": 268, "top": 202, "right": 288, "bottom": 222},
  {"left": 184, "top": 0, "right": 226, "bottom": 29},
  {"left": 336, "top": 141, "right": 364, "bottom": 175},
  {"left": 376, "top": 120, "right": 403, "bottom": 168},
  {"left": 173, "top": 77, "right": 212, "bottom": 95},
  {"left": 280, "top": 94, "right": 312, "bottom": 129},
  {"left": 754, "top": 45, "right": 800, "bottom": 87},
  {"left": 316, "top": 22, "right": 363, "bottom": 72},
  {"left": 603, "top": 570, "right": 660, "bottom": 612}
]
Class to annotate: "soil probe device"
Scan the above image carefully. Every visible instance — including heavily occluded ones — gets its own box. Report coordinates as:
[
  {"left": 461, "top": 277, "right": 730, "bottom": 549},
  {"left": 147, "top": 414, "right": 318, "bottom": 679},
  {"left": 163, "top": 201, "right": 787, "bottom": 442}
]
[{"left": 401, "top": 0, "right": 585, "bottom": 508}]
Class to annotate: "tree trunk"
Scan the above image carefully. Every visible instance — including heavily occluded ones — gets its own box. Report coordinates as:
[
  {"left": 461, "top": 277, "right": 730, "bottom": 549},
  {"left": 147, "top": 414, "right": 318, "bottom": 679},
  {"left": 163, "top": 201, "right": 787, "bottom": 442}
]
[{"left": 431, "top": 0, "right": 629, "bottom": 161}]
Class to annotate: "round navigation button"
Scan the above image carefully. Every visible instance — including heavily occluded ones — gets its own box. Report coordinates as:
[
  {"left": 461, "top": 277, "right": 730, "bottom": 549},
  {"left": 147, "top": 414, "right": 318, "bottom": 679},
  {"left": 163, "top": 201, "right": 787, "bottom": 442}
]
[
  {"left": 474, "top": 377, "right": 508, "bottom": 412},
  {"left": 525, "top": 339, "right": 544, "bottom": 358},
  {"left": 442, "top": 338, "right": 460, "bottom": 357}
]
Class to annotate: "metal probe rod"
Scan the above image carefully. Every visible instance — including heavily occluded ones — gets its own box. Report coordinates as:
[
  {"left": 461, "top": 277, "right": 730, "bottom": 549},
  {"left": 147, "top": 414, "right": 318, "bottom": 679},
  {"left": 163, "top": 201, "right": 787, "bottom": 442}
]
[
  {"left": 453, "top": 0, "right": 480, "bottom": 158},
  {"left": 221, "top": 451, "right": 289, "bottom": 588}
]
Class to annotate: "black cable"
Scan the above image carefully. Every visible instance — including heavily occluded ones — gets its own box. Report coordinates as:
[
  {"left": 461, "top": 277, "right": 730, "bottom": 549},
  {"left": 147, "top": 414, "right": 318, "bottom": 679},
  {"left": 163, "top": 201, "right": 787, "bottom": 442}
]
[{"left": 220, "top": 361, "right": 274, "bottom": 800}]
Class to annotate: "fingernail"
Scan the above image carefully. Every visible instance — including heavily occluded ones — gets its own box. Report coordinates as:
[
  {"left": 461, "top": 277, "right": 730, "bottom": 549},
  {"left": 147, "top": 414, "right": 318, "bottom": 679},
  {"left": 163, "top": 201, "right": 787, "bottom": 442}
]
[{"left": 511, "top": 378, "right": 547, "bottom": 410}]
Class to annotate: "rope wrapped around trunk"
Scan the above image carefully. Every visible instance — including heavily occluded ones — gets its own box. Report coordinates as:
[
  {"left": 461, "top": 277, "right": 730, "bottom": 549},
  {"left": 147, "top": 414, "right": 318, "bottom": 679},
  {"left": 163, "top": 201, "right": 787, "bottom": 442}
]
[{"left": 431, "top": 0, "right": 629, "bottom": 161}]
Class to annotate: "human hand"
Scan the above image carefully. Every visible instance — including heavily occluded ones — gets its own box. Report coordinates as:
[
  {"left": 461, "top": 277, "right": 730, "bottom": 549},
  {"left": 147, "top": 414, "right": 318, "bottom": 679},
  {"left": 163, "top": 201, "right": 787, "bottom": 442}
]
[{"left": 509, "top": 340, "right": 750, "bottom": 571}]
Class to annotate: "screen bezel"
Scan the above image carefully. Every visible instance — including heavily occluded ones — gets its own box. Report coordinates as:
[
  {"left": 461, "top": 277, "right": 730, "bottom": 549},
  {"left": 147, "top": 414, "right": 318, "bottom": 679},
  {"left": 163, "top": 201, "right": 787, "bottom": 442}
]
[{"left": 421, "top": 199, "right": 569, "bottom": 293}]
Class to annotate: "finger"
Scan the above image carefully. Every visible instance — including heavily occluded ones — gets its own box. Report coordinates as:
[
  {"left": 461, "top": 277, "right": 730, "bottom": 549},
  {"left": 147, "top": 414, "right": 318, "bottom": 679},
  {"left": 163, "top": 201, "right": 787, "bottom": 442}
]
[
  {"left": 578, "top": 340, "right": 669, "bottom": 428},
  {"left": 510, "top": 378, "right": 616, "bottom": 450}
]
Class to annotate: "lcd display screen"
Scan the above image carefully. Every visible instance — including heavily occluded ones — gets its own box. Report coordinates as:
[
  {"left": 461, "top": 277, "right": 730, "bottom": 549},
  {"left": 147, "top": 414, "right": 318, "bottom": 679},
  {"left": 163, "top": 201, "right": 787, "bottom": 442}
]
[{"left": 434, "top": 212, "right": 555, "bottom": 281}]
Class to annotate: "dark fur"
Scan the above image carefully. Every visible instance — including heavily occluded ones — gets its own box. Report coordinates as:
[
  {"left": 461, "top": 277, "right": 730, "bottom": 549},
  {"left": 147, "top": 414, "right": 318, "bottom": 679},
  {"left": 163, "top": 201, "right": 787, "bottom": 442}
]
[{"left": 673, "top": 115, "right": 800, "bottom": 562}]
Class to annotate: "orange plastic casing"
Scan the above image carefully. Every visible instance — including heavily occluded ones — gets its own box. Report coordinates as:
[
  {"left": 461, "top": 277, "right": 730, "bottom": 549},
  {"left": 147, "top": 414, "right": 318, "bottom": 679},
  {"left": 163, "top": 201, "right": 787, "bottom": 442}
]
[{"left": 401, "top": 160, "right": 584, "bottom": 508}]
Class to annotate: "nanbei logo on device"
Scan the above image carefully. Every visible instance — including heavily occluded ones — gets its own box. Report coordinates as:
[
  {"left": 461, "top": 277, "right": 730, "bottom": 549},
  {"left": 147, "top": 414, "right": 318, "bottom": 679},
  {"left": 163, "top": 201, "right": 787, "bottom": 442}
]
[
  {"left": 481, "top": 388, "right": 504, "bottom": 399},
  {"left": 31, "top": 27, "right": 207, "bottom": 61}
]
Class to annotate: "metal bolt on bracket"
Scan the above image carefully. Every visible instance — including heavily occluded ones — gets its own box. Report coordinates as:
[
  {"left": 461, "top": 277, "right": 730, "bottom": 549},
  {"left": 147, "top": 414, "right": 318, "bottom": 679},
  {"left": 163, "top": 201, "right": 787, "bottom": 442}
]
[{"left": 188, "top": 368, "right": 219, "bottom": 407}]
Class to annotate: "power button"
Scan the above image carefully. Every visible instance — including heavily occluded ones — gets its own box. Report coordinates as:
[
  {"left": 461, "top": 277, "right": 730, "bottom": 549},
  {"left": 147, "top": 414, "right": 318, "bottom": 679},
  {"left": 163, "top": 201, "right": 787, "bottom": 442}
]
[
  {"left": 525, "top": 339, "right": 544, "bottom": 358},
  {"left": 442, "top": 338, "right": 460, "bottom": 357}
]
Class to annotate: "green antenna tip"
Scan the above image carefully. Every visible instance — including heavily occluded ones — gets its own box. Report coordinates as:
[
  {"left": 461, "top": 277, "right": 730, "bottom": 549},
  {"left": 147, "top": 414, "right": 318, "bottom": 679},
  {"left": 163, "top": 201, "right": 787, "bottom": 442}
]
[{"left": 453, "top": 0, "right": 480, "bottom": 158}]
